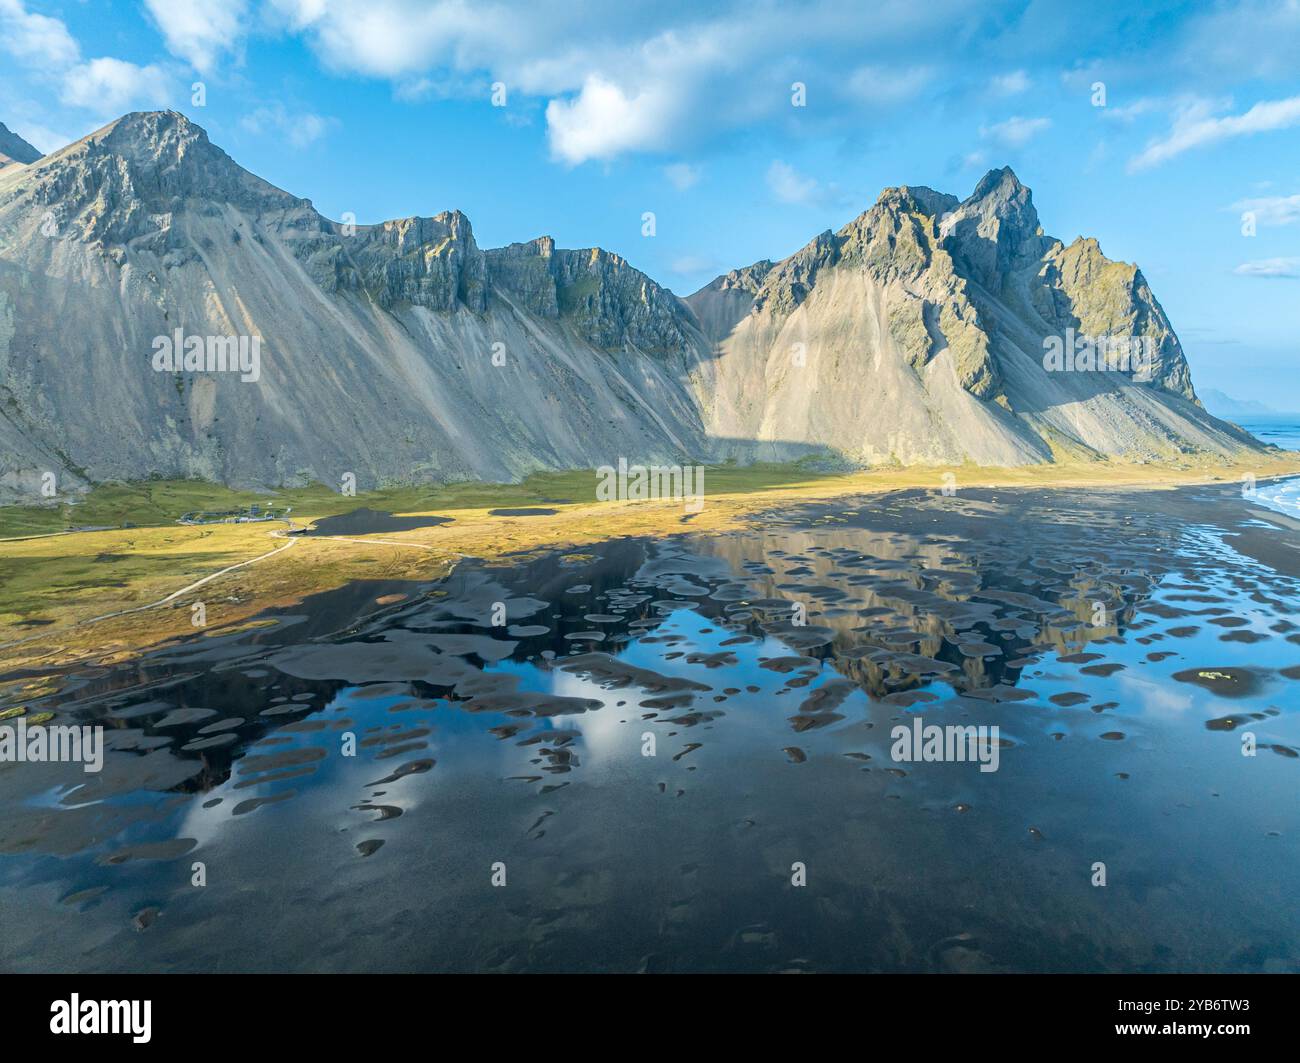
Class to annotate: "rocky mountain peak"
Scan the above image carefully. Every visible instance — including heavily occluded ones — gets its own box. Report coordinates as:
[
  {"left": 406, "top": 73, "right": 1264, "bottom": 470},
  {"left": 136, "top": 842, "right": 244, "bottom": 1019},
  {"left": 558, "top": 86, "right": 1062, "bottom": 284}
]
[
  {"left": 39, "top": 109, "right": 228, "bottom": 186},
  {"left": 94, "top": 110, "right": 204, "bottom": 155},
  {"left": 365, "top": 209, "right": 476, "bottom": 248},
  {"left": 681, "top": 258, "right": 775, "bottom": 342},
  {"left": 1, "top": 111, "right": 690, "bottom": 351},
  {"left": 1, "top": 110, "right": 304, "bottom": 250},
  {"left": 0, "top": 114, "right": 1251, "bottom": 497},
  {"left": 941, "top": 166, "right": 1047, "bottom": 290},
  {"left": 707, "top": 259, "right": 776, "bottom": 296},
  {"left": 0, "top": 122, "right": 42, "bottom": 168},
  {"left": 752, "top": 185, "right": 962, "bottom": 317},
  {"left": 969, "top": 164, "right": 1027, "bottom": 200},
  {"left": 689, "top": 163, "right": 1207, "bottom": 421},
  {"left": 961, "top": 167, "right": 1039, "bottom": 235},
  {"left": 290, "top": 208, "right": 487, "bottom": 313}
]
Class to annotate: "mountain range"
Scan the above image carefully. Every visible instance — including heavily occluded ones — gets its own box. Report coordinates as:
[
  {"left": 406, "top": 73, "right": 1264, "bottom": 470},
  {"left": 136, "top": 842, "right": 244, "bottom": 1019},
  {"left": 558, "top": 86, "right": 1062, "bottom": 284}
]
[
  {"left": 0, "top": 111, "right": 1261, "bottom": 501},
  {"left": 1200, "top": 388, "right": 1292, "bottom": 419}
]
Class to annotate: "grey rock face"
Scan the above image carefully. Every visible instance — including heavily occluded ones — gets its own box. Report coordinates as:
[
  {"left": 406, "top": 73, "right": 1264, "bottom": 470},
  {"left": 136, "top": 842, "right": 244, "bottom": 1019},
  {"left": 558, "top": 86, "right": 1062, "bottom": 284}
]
[
  {"left": 689, "top": 168, "right": 1259, "bottom": 467},
  {"left": 486, "top": 238, "right": 694, "bottom": 354},
  {"left": 15, "top": 111, "right": 302, "bottom": 251},
  {"left": 0, "top": 114, "right": 1263, "bottom": 500},
  {"left": 295, "top": 211, "right": 488, "bottom": 313},
  {"left": 943, "top": 166, "right": 1050, "bottom": 290},
  {"left": 0, "top": 112, "right": 711, "bottom": 501}
]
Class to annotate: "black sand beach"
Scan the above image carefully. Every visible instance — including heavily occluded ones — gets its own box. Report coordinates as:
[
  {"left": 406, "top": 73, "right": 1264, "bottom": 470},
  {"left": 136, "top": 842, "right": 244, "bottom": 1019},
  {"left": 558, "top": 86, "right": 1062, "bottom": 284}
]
[{"left": 2, "top": 483, "right": 1297, "bottom": 973}]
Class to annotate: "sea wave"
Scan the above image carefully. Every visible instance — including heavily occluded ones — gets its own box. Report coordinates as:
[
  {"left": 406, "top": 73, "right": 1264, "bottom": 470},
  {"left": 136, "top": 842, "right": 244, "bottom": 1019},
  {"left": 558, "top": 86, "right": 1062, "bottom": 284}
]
[{"left": 1249, "top": 475, "right": 1300, "bottom": 520}]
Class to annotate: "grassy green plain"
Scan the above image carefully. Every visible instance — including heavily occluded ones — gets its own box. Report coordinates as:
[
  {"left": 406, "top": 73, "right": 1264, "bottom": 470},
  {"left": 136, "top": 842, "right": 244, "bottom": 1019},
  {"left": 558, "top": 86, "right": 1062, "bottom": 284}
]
[{"left": 2, "top": 455, "right": 1298, "bottom": 683}]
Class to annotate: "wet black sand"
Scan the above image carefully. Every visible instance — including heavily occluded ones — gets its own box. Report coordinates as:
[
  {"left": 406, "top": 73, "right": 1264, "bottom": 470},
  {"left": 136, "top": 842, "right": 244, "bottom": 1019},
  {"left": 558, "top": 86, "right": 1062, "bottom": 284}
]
[{"left": 1, "top": 483, "right": 1297, "bottom": 972}]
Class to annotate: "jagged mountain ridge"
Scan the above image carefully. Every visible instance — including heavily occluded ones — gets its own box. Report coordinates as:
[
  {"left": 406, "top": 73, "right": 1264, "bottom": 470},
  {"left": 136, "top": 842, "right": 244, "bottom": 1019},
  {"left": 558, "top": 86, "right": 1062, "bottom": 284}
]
[
  {"left": 0, "top": 111, "right": 711, "bottom": 499},
  {"left": 685, "top": 167, "right": 1240, "bottom": 466},
  {"left": 0, "top": 111, "right": 1260, "bottom": 500}
]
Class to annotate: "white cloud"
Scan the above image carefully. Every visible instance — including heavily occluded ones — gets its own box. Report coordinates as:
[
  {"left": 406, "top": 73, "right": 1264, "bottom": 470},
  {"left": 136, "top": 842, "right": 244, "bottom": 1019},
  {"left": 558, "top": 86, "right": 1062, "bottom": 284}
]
[
  {"left": 1230, "top": 193, "right": 1300, "bottom": 227},
  {"left": 1, "top": 0, "right": 175, "bottom": 120},
  {"left": 981, "top": 115, "right": 1051, "bottom": 147},
  {"left": 766, "top": 160, "right": 821, "bottom": 205},
  {"left": 0, "top": 0, "right": 79, "bottom": 67},
  {"left": 262, "top": 0, "right": 977, "bottom": 165},
  {"left": 664, "top": 163, "right": 700, "bottom": 190},
  {"left": 546, "top": 75, "right": 676, "bottom": 164},
  {"left": 240, "top": 104, "right": 336, "bottom": 148},
  {"left": 990, "top": 70, "right": 1029, "bottom": 95},
  {"left": 268, "top": 0, "right": 503, "bottom": 80},
  {"left": 393, "top": 74, "right": 488, "bottom": 103},
  {"left": 144, "top": 0, "right": 248, "bottom": 74},
  {"left": 61, "top": 58, "right": 172, "bottom": 113},
  {"left": 1234, "top": 257, "right": 1300, "bottom": 278},
  {"left": 1129, "top": 95, "right": 1300, "bottom": 171}
]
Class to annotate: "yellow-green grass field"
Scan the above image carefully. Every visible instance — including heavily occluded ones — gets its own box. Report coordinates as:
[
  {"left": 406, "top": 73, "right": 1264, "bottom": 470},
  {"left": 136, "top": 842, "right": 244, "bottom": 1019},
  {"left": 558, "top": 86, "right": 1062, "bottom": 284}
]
[{"left": 2, "top": 454, "right": 1298, "bottom": 679}]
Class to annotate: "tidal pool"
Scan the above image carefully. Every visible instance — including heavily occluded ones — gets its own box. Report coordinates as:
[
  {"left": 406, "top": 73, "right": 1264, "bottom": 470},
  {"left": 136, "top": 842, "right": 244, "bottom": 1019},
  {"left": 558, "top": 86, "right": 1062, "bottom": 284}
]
[{"left": 2, "top": 485, "right": 1298, "bottom": 972}]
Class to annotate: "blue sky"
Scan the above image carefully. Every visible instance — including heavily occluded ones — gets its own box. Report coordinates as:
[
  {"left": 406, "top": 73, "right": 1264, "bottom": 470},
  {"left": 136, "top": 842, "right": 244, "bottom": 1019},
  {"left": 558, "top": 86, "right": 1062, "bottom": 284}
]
[{"left": 3, "top": 0, "right": 1299, "bottom": 407}]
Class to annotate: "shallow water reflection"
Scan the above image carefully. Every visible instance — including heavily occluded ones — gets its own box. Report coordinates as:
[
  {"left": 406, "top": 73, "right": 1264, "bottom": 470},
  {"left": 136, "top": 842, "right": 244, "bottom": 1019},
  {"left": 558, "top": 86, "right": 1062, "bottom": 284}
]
[{"left": 2, "top": 486, "right": 1298, "bottom": 972}]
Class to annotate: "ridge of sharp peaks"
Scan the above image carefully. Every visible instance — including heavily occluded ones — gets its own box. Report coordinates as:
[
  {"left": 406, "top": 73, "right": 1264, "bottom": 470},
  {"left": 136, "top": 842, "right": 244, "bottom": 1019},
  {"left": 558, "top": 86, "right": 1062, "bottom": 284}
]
[
  {"left": 696, "top": 166, "right": 1040, "bottom": 302},
  {"left": 847, "top": 167, "right": 1029, "bottom": 230},
  {"left": 16, "top": 111, "right": 1146, "bottom": 360}
]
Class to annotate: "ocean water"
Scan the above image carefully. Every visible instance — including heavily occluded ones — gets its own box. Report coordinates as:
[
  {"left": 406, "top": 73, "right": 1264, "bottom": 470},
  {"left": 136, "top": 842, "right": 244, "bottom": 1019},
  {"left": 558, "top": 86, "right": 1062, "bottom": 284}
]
[
  {"left": 2, "top": 485, "right": 1298, "bottom": 972},
  {"left": 1236, "top": 416, "right": 1300, "bottom": 453},
  {"left": 1250, "top": 476, "right": 1300, "bottom": 522},
  {"left": 1228, "top": 417, "right": 1300, "bottom": 521}
]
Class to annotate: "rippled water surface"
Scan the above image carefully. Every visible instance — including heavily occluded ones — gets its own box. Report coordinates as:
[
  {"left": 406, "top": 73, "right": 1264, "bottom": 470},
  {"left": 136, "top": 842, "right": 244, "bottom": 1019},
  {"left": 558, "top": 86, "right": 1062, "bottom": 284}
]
[{"left": 2, "top": 486, "right": 1298, "bottom": 972}]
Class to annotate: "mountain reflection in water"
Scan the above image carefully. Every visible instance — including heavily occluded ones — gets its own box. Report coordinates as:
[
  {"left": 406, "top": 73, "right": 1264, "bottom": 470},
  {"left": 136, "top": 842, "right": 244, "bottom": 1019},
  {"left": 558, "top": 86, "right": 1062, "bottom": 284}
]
[{"left": 1, "top": 486, "right": 1298, "bottom": 973}]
